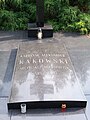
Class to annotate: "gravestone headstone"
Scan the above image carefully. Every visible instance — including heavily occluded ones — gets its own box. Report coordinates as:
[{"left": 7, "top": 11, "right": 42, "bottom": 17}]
[
  {"left": 28, "top": 0, "right": 53, "bottom": 38},
  {"left": 7, "top": 42, "right": 87, "bottom": 110},
  {"left": 36, "top": 0, "right": 44, "bottom": 27}
]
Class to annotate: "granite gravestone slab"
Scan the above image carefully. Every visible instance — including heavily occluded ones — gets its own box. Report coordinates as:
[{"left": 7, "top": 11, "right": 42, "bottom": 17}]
[{"left": 8, "top": 42, "right": 87, "bottom": 110}]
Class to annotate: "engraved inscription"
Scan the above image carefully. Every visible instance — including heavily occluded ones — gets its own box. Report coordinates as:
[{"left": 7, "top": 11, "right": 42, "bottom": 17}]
[
  {"left": 18, "top": 53, "right": 70, "bottom": 71},
  {"left": 19, "top": 58, "right": 68, "bottom": 64}
]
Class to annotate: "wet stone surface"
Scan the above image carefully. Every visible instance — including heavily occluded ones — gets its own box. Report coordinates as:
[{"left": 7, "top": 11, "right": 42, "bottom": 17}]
[
  {"left": 85, "top": 95, "right": 90, "bottom": 120},
  {"left": 68, "top": 48, "right": 90, "bottom": 95},
  {"left": 8, "top": 42, "right": 86, "bottom": 106},
  {"left": 0, "top": 50, "right": 17, "bottom": 97},
  {"left": 10, "top": 108, "right": 86, "bottom": 120},
  {"left": 0, "top": 31, "right": 90, "bottom": 120},
  {"left": 0, "top": 51, "right": 10, "bottom": 92},
  {"left": 0, "top": 98, "right": 11, "bottom": 120}
]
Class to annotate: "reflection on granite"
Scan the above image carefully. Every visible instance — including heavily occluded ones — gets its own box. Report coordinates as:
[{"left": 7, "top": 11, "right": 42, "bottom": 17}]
[
  {"left": 68, "top": 49, "right": 90, "bottom": 95},
  {"left": 0, "top": 50, "right": 17, "bottom": 97},
  {"left": 0, "top": 98, "right": 11, "bottom": 120},
  {"left": 85, "top": 96, "right": 90, "bottom": 120},
  {"left": 0, "top": 51, "right": 10, "bottom": 91},
  {"left": 11, "top": 108, "right": 87, "bottom": 120},
  {"left": 9, "top": 42, "right": 86, "bottom": 103}
]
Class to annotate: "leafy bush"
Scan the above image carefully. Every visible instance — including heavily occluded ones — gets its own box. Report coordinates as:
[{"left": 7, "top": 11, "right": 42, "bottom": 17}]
[
  {"left": 78, "top": 13, "right": 90, "bottom": 33},
  {"left": 15, "top": 12, "right": 29, "bottom": 30},
  {"left": 0, "top": 0, "right": 5, "bottom": 9},
  {"left": 47, "top": 5, "right": 90, "bottom": 34},
  {"left": 69, "top": 0, "right": 90, "bottom": 12},
  {"left": 45, "top": 0, "right": 69, "bottom": 20},
  {"left": 45, "top": 0, "right": 58, "bottom": 19},
  {"left": 48, "top": 6, "right": 80, "bottom": 31},
  {"left": 58, "top": 6, "right": 80, "bottom": 27},
  {"left": 22, "top": 3, "right": 36, "bottom": 22},
  {"left": 0, "top": 0, "right": 90, "bottom": 34},
  {"left": 0, "top": 10, "right": 16, "bottom": 30},
  {"left": 0, "top": 10, "right": 29, "bottom": 30},
  {"left": 67, "top": 13, "right": 90, "bottom": 34},
  {"left": 78, "top": 0, "right": 90, "bottom": 12},
  {"left": 5, "top": 0, "right": 23, "bottom": 11}
]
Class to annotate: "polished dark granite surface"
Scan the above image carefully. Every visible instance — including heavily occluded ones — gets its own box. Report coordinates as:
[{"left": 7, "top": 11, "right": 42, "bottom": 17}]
[
  {"left": 0, "top": 31, "right": 90, "bottom": 120},
  {"left": 0, "top": 50, "right": 16, "bottom": 97},
  {"left": 11, "top": 109, "right": 87, "bottom": 120},
  {"left": 8, "top": 42, "right": 86, "bottom": 104},
  {"left": 68, "top": 49, "right": 90, "bottom": 95}
]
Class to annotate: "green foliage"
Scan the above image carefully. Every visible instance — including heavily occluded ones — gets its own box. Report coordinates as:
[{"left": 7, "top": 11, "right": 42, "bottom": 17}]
[
  {"left": 0, "top": 10, "right": 29, "bottom": 30},
  {"left": 69, "top": 0, "right": 90, "bottom": 12},
  {"left": 76, "top": 14, "right": 90, "bottom": 34},
  {"left": 15, "top": 12, "right": 29, "bottom": 30},
  {"left": 45, "top": 0, "right": 69, "bottom": 19},
  {"left": 58, "top": 6, "right": 80, "bottom": 25},
  {"left": 0, "top": 0, "right": 5, "bottom": 9},
  {"left": 67, "top": 13, "right": 90, "bottom": 34},
  {"left": 48, "top": 6, "right": 80, "bottom": 31},
  {"left": 47, "top": 5, "right": 90, "bottom": 34},
  {"left": 22, "top": 3, "right": 36, "bottom": 22},
  {"left": 45, "top": 0, "right": 57, "bottom": 19},
  {"left": 78, "top": 0, "right": 90, "bottom": 12},
  {"left": 0, "top": 0, "right": 90, "bottom": 34},
  {"left": 47, "top": 20, "right": 60, "bottom": 32},
  {"left": 0, "top": 10, "right": 16, "bottom": 30},
  {"left": 5, "top": 0, "right": 23, "bottom": 11}
]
